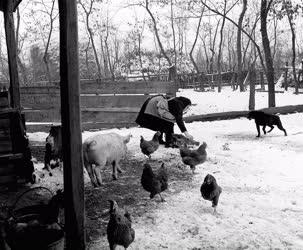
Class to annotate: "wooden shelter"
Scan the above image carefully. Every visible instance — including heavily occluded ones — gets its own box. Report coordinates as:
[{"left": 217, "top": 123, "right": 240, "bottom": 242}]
[
  {"left": 0, "top": 0, "right": 34, "bottom": 187},
  {"left": 1, "top": 0, "right": 85, "bottom": 249}
]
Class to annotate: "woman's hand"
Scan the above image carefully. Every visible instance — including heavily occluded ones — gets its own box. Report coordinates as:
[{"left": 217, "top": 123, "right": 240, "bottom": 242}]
[{"left": 183, "top": 131, "right": 194, "bottom": 140}]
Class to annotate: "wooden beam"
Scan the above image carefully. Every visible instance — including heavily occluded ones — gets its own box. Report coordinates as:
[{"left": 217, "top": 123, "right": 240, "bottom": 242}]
[
  {"left": 58, "top": 0, "right": 85, "bottom": 249},
  {"left": 184, "top": 104, "right": 303, "bottom": 123},
  {"left": 3, "top": 1, "right": 20, "bottom": 109},
  {"left": 0, "top": 0, "right": 22, "bottom": 12}
]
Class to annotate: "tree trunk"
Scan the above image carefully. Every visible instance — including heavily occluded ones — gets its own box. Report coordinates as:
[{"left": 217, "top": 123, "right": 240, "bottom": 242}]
[
  {"left": 201, "top": 37, "right": 209, "bottom": 73},
  {"left": 79, "top": 0, "right": 102, "bottom": 80},
  {"left": 217, "top": 1, "right": 227, "bottom": 93},
  {"left": 261, "top": 0, "right": 275, "bottom": 107},
  {"left": 104, "top": 32, "right": 114, "bottom": 80},
  {"left": 189, "top": 9, "right": 204, "bottom": 90},
  {"left": 249, "top": 68, "right": 256, "bottom": 110},
  {"left": 145, "top": 0, "right": 172, "bottom": 66},
  {"left": 101, "top": 37, "right": 110, "bottom": 77},
  {"left": 170, "top": 0, "right": 177, "bottom": 68},
  {"left": 16, "top": 7, "right": 28, "bottom": 85},
  {"left": 236, "top": 0, "right": 247, "bottom": 92},
  {"left": 284, "top": 62, "right": 289, "bottom": 91},
  {"left": 85, "top": 38, "right": 91, "bottom": 79},
  {"left": 284, "top": 1, "right": 298, "bottom": 94},
  {"left": 138, "top": 33, "right": 146, "bottom": 81},
  {"left": 88, "top": 26, "right": 101, "bottom": 79},
  {"left": 209, "top": 20, "right": 220, "bottom": 74},
  {"left": 42, "top": 0, "right": 57, "bottom": 84}
]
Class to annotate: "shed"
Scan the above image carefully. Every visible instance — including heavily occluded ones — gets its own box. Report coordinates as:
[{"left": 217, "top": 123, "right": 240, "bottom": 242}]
[
  {"left": 0, "top": 0, "right": 34, "bottom": 188},
  {"left": 1, "top": 0, "right": 85, "bottom": 249}
]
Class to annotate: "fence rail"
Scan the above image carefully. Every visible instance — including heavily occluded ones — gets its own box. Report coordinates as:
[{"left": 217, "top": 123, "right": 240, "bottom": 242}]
[{"left": 20, "top": 80, "right": 177, "bottom": 131}]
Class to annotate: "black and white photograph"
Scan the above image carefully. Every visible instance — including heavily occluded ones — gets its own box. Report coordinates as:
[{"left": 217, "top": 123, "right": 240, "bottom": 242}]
[{"left": 0, "top": 0, "right": 303, "bottom": 249}]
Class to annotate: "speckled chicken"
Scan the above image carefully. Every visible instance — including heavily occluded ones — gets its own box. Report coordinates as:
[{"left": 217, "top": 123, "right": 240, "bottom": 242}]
[
  {"left": 107, "top": 200, "right": 135, "bottom": 250},
  {"left": 200, "top": 174, "right": 222, "bottom": 213},
  {"left": 140, "top": 131, "right": 161, "bottom": 158},
  {"left": 141, "top": 162, "right": 168, "bottom": 202},
  {"left": 180, "top": 142, "right": 207, "bottom": 173}
]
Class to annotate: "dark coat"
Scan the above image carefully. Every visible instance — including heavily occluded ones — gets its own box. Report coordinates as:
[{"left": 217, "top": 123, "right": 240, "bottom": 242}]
[{"left": 135, "top": 95, "right": 191, "bottom": 133}]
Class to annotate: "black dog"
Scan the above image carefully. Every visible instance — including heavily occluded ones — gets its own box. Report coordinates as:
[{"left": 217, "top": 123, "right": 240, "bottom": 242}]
[{"left": 248, "top": 111, "right": 287, "bottom": 137}]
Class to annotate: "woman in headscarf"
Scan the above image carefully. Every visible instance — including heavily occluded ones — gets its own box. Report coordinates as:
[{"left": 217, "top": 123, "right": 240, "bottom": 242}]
[{"left": 135, "top": 95, "right": 194, "bottom": 147}]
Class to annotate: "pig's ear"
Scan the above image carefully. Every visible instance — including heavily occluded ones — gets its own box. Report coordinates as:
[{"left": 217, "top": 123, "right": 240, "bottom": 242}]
[{"left": 124, "top": 134, "right": 132, "bottom": 143}]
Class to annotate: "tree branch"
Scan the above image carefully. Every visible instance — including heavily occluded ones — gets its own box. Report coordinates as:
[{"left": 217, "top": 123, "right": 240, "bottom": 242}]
[{"left": 200, "top": 0, "right": 266, "bottom": 72}]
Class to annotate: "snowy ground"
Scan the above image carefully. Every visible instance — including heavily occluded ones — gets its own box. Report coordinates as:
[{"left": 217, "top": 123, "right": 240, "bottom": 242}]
[
  {"left": 26, "top": 87, "right": 303, "bottom": 249},
  {"left": 179, "top": 86, "right": 303, "bottom": 116},
  {"left": 131, "top": 113, "right": 303, "bottom": 249}
]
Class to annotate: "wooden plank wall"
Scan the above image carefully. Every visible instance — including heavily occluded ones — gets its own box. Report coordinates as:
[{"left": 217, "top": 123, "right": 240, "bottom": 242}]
[{"left": 21, "top": 80, "right": 177, "bottom": 131}]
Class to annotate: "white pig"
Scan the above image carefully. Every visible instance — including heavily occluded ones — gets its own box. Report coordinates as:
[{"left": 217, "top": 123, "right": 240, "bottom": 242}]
[{"left": 83, "top": 132, "right": 131, "bottom": 187}]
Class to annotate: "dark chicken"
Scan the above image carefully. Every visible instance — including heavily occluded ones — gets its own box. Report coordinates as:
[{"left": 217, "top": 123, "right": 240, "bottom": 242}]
[
  {"left": 140, "top": 131, "right": 161, "bottom": 158},
  {"left": 40, "top": 189, "right": 64, "bottom": 225},
  {"left": 200, "top": 174, "right": 222, "bottom": 213},
  {"left": 107, "top": 200, "right": 135, "bottom": 250},
  {"left": 141, "top": 163, "right": 168, "bottom": 202},
  {"left": 180, "top": 142, "right": 207, "bottom": 173}
]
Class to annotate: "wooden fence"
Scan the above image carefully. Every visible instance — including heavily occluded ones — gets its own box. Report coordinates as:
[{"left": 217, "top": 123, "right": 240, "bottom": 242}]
[
  {"left": 21, "top": 80, "right": 177, "bottom": 132},
  {"left": 177, "top": 70, "right": 270, "bottom": 90}
]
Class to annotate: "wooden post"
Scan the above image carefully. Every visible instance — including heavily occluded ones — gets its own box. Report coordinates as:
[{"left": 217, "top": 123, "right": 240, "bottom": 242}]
[
  {"left": 3, "top": 1, "right": 20, "bottom": 109},
  {"left": 284, "top": 61, "right": 288, "bottom": 91},
  {"left": 249, "top": 68, "right": 256, "bottom": 110},
  {"left": 58, "top": 1, "right": 85, "bottom": 249},
  {"left": 199, "top": 73, "right": 205, "bottom": 92},
  {"left": 260, "top": 71, "right": 265, "bottom": 90}
]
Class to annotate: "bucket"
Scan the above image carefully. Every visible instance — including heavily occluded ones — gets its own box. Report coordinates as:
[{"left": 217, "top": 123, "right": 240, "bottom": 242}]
[
  {"left": 5, "top": 214, "right": 65, "bottom": 250},
  {"left": 4, "top": 187, "right": 65, "bottom": 250}
]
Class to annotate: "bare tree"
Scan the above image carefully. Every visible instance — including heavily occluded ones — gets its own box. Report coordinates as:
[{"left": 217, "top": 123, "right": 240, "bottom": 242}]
[
  {"left": 241, "top": 14, "right": 259, "bottom": 69},
  {"left": 189, "top": 7, "right": 205, "bottom": 90},
  {"left": 227, "top": 26, "right": 236, "bottom": 72},
  {"left": 283, "top": 0, "right": 299, "bottom": 94},
  {"left": 78, "top": 0, "right": 102, "bottom": 79},
  {"left": 199, "top": 34, "right": 210, "bottom": 72},
  {"left": 143, "top": 0, "right": 174, "bottom": 79},
  {"left": 15, "top": 7, "right": 28, "bottom": 85},
  {"left": 200, "top": 1, "right": 266, "bottom": 72},
  {"left": 209, "top": 19, "right": 220, "bottom": 74},
  {"left": 170, "top": 0, "right": 177, "bottom": 68},
  {"left": 135, "top": 18, "right": 147, "bottom": 81},
  {"left": 261, "top": 0, "right": 275, "bottom": 107},
  {"left": 84, "top": 37, "right": 92, "bottom": 79},
  {"left": 31, "top": 0, "right": 59, "bottom": 84},
  {"left": 189, "top": 8, "right": 204, "bottom": 73},
  {"left": 104, "top": 14, "right": 114, "bottom": 80},
  {"left": 236, "top": 0, "right": 247, "bottom": 91},
  {"left": 217, "top": 0, "right": 227, "bottom": 92}
]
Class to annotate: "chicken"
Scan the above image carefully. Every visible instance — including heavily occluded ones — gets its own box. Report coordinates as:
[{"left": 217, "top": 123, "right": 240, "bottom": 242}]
[
  {"left": 179, "top": 142, "right": 207, "bottom": 173},
  {"left": 141, "top": 162, "right": 168, "bottom": 202},
  {"left": 200, "top": 174, "right": 222, "bottom": 213},
  {"left": 172, "top": 133, "right": 200, "bottom": 148},
  {"left": 107, "top": 200, "right": 135, "bottom": 250},
  {"left": 39, "top": 189, "right": 64, "bottom": 225},
  {"left": 140, "top": 131, "right": 161, "bottom": 158}
]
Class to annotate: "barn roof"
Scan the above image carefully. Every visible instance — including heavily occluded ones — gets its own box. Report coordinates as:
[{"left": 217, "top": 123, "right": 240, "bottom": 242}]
[{"left": 0, "top": 0, "right": 22, "bottom": 12}]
